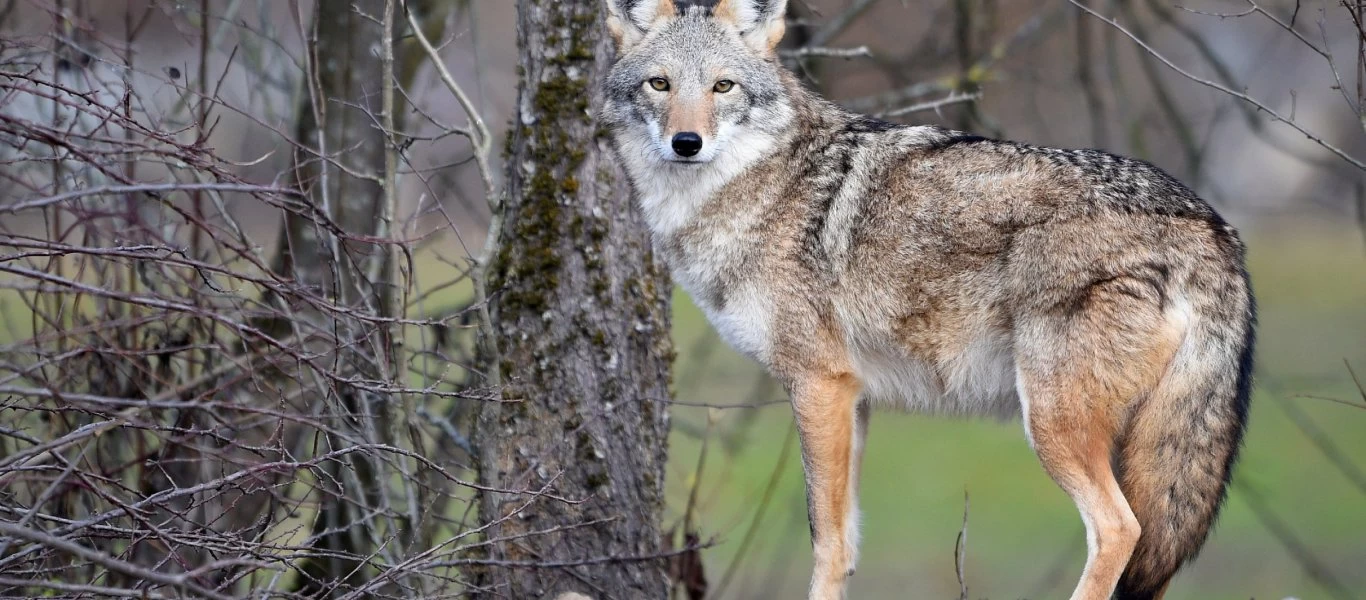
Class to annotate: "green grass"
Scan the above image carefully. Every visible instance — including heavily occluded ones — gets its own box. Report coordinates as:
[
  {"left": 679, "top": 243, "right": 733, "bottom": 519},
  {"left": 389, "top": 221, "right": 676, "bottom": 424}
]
[{"left": 663, "top": 215, "right": 1366, "bottom": 599}]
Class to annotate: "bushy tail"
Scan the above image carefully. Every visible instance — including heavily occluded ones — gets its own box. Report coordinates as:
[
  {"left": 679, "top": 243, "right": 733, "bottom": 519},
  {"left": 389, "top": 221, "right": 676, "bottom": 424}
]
[{"left": 1113, "top": 286, "right": 1255, "bottom": 600}]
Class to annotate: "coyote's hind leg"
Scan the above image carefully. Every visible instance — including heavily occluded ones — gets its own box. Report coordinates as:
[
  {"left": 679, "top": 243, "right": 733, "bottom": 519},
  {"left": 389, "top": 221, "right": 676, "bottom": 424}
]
[
  {"left": 1016, "top": 277, "right": 1185, "bottom": 600},
  {"left": 1022, "top": 378, "right": 1140, "bottom": 600}
]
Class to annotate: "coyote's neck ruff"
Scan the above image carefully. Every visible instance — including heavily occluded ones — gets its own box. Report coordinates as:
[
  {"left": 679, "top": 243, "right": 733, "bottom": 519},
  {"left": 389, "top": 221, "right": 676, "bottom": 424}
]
[{"left": 603, "top": 2, "right": 1255, "bottom": 599}]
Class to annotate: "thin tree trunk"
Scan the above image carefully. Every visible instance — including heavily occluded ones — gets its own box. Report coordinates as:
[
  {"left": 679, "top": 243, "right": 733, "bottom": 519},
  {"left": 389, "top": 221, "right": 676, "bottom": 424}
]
[
  {"left": 278, "top": 3, "right": 390, "bottom": 595},
  {"left": 270, "top": 1, "right": 441, "bottom": 595},
  {"left": 475, "top": 1, "right": 674, "bottom": 597},
  {"left": 272, "top": 0, "right": 386, "bottom": 305}
]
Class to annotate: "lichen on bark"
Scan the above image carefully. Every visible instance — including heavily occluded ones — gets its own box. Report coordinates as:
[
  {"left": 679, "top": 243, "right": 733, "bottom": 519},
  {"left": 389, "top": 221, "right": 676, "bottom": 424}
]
[{"left": 473, "top": 1, "right": 673, "bottom": 597}]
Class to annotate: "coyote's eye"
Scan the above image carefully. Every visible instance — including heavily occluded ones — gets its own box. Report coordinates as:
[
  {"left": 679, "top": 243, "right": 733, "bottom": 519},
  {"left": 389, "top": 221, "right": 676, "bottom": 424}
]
[
  {"left": 713, "top": 80, "right": 735, "bottom": 93},
  {"left": 648, "top": 77, "right": 670, "bottom": 92}
]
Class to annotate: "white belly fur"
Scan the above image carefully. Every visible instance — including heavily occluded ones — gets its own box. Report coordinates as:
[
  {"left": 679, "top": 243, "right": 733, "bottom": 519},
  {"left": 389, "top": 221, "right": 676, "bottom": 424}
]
[
  {"left": 851, "top": 330, "right": 1020, "bottom": 418},
  {"left": 678, "top": 270, "right": 1018, "bottom": 417}
]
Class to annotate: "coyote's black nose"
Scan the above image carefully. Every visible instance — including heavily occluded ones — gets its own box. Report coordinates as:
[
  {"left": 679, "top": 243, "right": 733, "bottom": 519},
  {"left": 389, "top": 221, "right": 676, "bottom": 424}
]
[{"left": 672, "top": 132, "right": 703, "bottom": 157}]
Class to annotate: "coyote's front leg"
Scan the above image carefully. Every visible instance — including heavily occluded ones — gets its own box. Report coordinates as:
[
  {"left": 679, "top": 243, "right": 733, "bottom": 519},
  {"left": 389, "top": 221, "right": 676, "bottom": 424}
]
[{"left": 790, "top": 373, "right": 864, "bottom": 600}]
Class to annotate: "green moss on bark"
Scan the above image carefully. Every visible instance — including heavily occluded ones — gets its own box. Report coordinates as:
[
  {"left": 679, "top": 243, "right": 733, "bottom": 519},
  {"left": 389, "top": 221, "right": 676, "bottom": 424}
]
[{"left": 478, "top": 3, "right": 673, "bottom": 594}]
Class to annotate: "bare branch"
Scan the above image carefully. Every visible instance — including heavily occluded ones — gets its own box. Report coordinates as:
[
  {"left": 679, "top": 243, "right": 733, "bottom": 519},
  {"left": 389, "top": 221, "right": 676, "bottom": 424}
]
[
  {"left": 780, "top": 45, "right": 872, "bottom": 59},
  {"left": 955, "top": 491, "right": 970, "bottom": 600},
  {"left": 1070, "top": 0, "right": 1366, "bottom": 172},
  {"left": 879, "top": 90, "right": 982, "bottom": 118}
]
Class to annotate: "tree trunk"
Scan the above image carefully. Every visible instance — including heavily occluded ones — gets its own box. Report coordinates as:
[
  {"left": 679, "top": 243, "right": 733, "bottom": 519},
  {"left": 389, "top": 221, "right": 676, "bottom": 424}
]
[
  {"left": 270, "top": 1, "right": 442, "bottom": 595},
  {"left": 277, "top": 3, "right": 391, "bottom": 596},
  {"left": 271, "top": 0, "right": 388, "bottom": 305},
  {"left": 475, "top": 1, "right": 674, "bottom": 598}
]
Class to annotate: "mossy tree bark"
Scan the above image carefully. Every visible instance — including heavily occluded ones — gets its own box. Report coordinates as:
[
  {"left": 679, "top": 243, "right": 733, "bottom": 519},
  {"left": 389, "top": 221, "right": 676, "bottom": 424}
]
[{"left": 475, "top": 0, "right": 674, "bottom": 597}]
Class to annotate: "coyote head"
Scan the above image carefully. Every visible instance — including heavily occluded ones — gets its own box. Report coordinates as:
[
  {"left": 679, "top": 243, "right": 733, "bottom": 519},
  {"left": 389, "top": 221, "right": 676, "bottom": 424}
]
[{"left": 603, "top": 0, "right": 793, "bottom": 167}]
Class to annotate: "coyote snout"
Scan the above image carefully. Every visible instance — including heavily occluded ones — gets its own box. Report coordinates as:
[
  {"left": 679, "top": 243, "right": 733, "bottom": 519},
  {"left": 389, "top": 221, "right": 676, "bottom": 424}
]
[
  {"left": 671, "top": 132, "right": 703, "bottom": 157},
  {"left": 604, "top": 1, "right": 1256, "bottom": 599}
]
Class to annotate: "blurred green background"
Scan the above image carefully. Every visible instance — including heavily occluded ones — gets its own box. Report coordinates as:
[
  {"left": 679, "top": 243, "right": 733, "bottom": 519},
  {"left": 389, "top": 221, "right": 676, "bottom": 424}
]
[{"left": 662, "top": 215, "right": 1366, "bottom": 600}]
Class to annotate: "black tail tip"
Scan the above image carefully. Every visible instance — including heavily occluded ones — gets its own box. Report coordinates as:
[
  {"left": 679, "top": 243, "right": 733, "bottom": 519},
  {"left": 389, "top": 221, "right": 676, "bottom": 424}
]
[{"left": 1112, "top": 579, "right": 1167, "bottom": 600}]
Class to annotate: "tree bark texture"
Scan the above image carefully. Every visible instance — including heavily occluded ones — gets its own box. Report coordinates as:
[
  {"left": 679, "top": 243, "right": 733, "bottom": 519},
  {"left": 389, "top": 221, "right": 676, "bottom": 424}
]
[{"left": 476, "top": 1, "right": 675, "bottom": 598}]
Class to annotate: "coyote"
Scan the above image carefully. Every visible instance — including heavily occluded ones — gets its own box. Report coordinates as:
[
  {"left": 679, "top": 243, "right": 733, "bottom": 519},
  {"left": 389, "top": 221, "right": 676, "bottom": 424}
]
[{"left": 601, "top": 1, "right": 1255, "bottom": 598}]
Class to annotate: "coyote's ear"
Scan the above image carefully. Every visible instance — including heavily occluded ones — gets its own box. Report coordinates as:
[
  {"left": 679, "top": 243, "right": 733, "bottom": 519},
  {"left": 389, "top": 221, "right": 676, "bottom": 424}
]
[
  {"left": 713, "top": 0, "right": 787, "bottom": 56},
  {"left": 606, "top": 0, "right": 676, "bottom": 51}
]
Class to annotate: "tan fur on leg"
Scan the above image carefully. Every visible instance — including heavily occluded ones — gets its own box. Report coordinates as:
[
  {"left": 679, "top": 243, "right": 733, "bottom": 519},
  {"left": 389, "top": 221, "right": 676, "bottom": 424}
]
[
  {"left": 1028, "top": 397, "right": 1141, "bottom": 600},
  {"left": 790, "top": 373, "right": 862, "bottom": 600}
]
